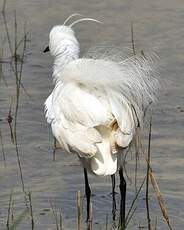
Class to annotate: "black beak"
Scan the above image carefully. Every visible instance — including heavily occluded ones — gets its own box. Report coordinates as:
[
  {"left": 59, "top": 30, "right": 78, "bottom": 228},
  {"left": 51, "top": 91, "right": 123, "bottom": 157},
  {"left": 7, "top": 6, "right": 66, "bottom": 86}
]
[{"left": 43, "top": 46, "right": 50, "bottom": 53}]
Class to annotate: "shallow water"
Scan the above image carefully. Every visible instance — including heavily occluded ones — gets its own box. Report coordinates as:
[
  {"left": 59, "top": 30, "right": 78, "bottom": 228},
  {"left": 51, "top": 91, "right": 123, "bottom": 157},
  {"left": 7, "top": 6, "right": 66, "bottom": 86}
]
[{"left": 0, "top": 0, "right": 184, "bottom": 229}]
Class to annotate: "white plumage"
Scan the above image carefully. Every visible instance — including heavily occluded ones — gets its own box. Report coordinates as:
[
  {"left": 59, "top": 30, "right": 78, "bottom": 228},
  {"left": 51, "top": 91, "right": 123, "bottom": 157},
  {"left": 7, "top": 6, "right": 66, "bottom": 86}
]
[{"left": 44, "top": 16, "right": 160, "bottom": 176}]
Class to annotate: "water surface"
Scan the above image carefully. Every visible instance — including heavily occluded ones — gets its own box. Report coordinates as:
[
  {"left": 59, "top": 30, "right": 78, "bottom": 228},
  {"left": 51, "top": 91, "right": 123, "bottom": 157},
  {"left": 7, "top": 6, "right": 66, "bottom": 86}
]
[{"left": 0, "top": 0, "right": 184, "bottom": 229}]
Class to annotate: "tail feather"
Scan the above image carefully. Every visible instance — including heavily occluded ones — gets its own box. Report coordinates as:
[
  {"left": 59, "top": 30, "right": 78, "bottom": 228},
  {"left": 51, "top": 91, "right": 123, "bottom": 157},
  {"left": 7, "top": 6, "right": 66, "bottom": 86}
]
[
  {"left": 90, "top": 126, "right": 117, "bottom": 176},
  {"left": 91, "top": 140, "right": 117, "bottom": 176}
]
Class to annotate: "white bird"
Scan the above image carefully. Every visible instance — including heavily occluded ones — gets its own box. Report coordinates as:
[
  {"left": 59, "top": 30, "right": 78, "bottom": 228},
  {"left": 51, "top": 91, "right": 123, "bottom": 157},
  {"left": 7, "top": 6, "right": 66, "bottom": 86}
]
[{"left": 44, "top": 14, "right": 160, "bottom": 224}]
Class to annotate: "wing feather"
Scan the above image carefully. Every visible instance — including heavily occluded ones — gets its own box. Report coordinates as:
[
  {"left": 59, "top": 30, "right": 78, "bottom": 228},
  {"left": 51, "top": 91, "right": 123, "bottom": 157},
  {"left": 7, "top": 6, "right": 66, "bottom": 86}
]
[
  {"left": 57, "top": 52, "right": 160, "bottom": 127},
  {"left": 52, "top": 81, "right": 108, "bottom": 127},
  {"left": 45, "top": 81, "right": 108, "bottom": 157}
]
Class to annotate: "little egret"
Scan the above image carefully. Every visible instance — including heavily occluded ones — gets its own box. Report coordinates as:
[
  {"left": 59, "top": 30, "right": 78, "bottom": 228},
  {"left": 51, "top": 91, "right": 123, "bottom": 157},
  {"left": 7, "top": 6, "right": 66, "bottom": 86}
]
[{"left": 44, "top": 14, "right": 160, "bottom": 225}]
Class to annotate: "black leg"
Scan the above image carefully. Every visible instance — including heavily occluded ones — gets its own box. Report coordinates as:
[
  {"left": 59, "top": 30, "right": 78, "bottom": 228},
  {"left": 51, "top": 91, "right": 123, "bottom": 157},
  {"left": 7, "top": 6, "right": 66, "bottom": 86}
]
[
  {"left": 83, "top": 168, "right": 91, "bottom": 222},
  {"left": 119, "top": 166, "right": 126, "bottom": 229},
  {"left": 111, "top": 174, "right": 117, "bottom": 221}
]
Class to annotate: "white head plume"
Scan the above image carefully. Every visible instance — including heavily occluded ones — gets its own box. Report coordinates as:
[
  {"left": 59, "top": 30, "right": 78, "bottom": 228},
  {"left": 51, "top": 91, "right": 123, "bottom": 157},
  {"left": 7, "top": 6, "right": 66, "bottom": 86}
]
[
  {"left": 63, "top": 13, "right": 82, "bottom": 25},
  {"left": 69, "top": 18, "right": 103, "bottom": 27}
]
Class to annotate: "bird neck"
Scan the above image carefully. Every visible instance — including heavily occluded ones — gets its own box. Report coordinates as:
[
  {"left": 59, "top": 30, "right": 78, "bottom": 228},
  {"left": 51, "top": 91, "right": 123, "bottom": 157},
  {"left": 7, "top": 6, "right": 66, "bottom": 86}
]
[{"left": 52, "top": 39, "right": 80, "bottom": 80}]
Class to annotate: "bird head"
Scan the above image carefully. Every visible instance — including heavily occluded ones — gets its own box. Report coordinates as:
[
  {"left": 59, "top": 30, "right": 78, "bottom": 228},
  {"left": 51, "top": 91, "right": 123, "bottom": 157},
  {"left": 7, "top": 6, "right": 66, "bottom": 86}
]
[
  {"left": 46, "top": 25, "right": 78, "bottom": 57},
  {"left": 43, "top": 14, "right": 102, "bottom": 57}
]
